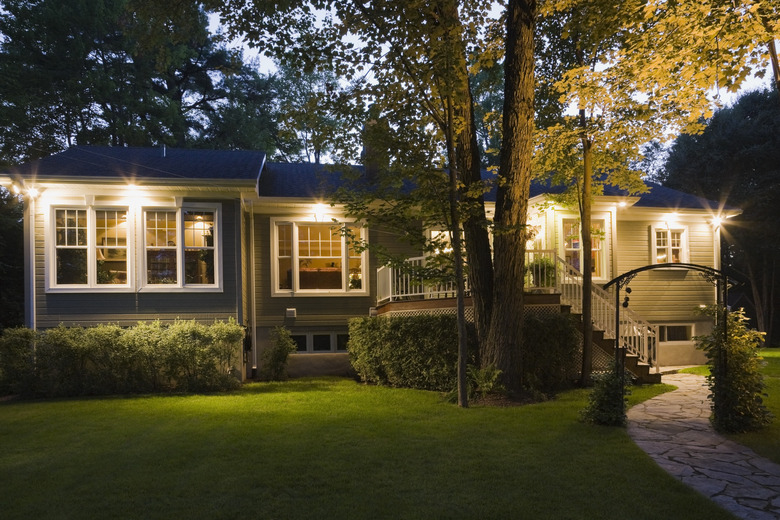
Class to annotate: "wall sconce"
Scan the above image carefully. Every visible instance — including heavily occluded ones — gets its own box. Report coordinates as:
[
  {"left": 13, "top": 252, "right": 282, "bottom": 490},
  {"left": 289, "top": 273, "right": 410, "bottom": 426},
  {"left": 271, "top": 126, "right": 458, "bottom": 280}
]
[{"left": 313, "top": 203, "right": 327, "bottom": 222}]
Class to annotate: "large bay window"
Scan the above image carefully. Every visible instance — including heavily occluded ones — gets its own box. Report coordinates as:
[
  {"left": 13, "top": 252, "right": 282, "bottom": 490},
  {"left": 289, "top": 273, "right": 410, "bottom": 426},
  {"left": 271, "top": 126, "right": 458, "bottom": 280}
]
[
  {"left": 272, "top": 219, "right": 367, "bottom": 295},
  {"left": 48, "top": 203, "right": 220, "bottom": 291},
  {"left": 652, "top": 227, "right": 688, "bottom": 264},
  {"left": 562, "top": 218, "right": 605, "bottom": 278}
]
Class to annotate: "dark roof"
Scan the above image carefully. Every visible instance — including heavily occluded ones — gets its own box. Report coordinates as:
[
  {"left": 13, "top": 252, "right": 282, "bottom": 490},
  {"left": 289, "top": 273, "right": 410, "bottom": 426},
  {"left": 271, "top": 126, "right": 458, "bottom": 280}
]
[
  {"left": 257, "top": 162, "right": 360, "bottom": 198},
  {"left": 2, "top": 146, "right": 734, "bottom": 212},
  {"left": 3, "top": 146, "right": 266, "bottom": 182}
]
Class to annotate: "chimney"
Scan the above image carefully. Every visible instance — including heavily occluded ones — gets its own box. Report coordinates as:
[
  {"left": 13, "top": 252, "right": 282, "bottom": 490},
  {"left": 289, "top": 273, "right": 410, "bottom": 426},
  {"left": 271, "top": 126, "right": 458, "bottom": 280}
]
[{"left": 361, "top": 105, "right": 389, "bottom": 183}]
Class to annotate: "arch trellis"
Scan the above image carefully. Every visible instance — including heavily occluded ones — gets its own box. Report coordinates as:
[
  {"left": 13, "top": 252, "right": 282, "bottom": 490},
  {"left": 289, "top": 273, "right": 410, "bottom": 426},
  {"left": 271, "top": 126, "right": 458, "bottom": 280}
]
[{"left": 602, "top": 263, "right": 732, "bottom": 374}]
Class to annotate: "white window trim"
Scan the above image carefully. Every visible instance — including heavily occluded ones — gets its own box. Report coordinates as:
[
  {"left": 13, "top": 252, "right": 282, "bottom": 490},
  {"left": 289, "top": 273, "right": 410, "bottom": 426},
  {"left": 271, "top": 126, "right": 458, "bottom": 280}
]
[
  {"left": 45, "top": 202, "right": 223, "bottom": 293},
  {"left": 650, "top": 225, "right": 690, "bottom": 265},
  {"left": 46, "top": 205, "right": 135, "bottom": 293},
  {"left": 559, "top": 216, "right": 608, "bottom": 281},
  {"left": 140, "top": 203, "right": 223, "bottom": 293},
  {"left": 270, "top": 217, "right": 369, "bottom": 297}
]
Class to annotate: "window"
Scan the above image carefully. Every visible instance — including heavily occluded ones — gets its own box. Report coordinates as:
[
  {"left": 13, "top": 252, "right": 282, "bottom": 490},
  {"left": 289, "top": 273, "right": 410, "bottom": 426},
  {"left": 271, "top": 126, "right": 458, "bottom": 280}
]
[
  {"left": 272, "top": 219, "right": 367, "bottom": 295},
  {"left": 52, "top": 207, "right": 130, "bottom": 288},
  {"left": 562, "top": 219, "right": 605, "bottom": 278},
  {"left": 143, "top": 206, "right": 220, "bottom": 288},
  {"left": 652, "top": 227, "right": 688, "bottom": 264},
  {"left": 290, "top": 332, "right": 349, "bottom": 353},
  {"left": 658, "top": 325, "right": 693, "bottom": 343},
  {"left": 48, "top": 203, "right": 220, "bottom": 291}
]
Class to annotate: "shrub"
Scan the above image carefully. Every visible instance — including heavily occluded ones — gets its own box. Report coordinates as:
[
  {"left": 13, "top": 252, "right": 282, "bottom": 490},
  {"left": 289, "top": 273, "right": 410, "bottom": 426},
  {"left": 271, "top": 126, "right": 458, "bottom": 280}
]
[
  {"left": 521, "top": 313, "right": 580, "bottom": 394},
  {"left": 696, "top": 307, "right": 772, "bottom": 433},
  {"left": 259, "top": 327, "right": 297, "bottom": 381},
  {"left": 0, "top": 327, "right": 37, "bottom": 396},
  {"left": 467, "top": 364, "right": 504, "bottom": 398},
  {"left": 0, "top": 319, "right": 244, "bottom": 398},
  {"left": 348, "top": 314, "right": 475, "bottom": 392},
  {"left": 580, "top": 364, "right": 630, "bottom": 427}
]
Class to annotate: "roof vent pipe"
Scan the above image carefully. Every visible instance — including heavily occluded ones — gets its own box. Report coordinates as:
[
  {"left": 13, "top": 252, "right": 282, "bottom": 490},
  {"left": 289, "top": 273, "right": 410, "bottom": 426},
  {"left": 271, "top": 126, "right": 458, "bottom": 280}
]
[{"left": 162, "top": 144, "right": 166, "bottom": 158}]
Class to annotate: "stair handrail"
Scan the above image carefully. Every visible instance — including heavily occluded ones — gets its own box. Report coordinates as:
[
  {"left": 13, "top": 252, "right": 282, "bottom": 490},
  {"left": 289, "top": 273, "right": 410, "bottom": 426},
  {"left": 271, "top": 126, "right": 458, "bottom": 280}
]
[{"left": 555, "top": 257, "right": 658, "bottom": 369}]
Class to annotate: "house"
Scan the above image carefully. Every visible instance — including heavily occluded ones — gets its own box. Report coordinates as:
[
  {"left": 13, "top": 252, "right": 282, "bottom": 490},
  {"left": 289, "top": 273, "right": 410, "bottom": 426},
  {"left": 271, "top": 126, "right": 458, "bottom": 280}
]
[{"left": 1, "top": 146, "right": 739, "bottom": 380}]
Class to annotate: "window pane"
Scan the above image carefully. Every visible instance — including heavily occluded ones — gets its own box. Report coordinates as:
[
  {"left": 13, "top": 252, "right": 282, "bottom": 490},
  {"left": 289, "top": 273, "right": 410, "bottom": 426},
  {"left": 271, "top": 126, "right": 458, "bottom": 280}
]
[
  {"left": 291, "top": 334, "right": 307, "bottom": 352},
  {"left": 299, "top": 259, "right": 342, "bottom": 289},
  {"left": 348, "top": 258, "right": 362, "bottom": 290},
  {"left": 146, "top": 211, "right": 177, "bottom": 247},
  {"left": 185, "top": 249, "right": 214, "bottom": 284},
  {"left": 336, "top": 334, "right": 349, "bottom": 351},
  {"left": 313, "top": 334, "right": 331, "bottom": 351},
  {"left": 278, "top": 257, "right": 292, "bottom": 290},
  {"left": 96, "top": 210, "right": 128, "bottom": 285},
  {"left": 56, "top": 209, "right": 87, "bottom": 246},
  {"left": 277, "top": 223, "right": 292, "bottom": 257},
  {"left": 298, "top": 224, "right": 343, "bottom": 290},
  {"left": 57, "top": 249, "right": 87, "bottom": 284},
  {"left": 147, "top": 250, "right": 177, "bottom": 284},
  {"left": 184, "top": 211, "right": 214, "bottom": 248}
]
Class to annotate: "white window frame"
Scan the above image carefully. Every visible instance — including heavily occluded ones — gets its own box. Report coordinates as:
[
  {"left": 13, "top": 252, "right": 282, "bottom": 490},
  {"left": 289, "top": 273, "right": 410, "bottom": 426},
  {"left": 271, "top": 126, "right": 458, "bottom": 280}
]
[
  {"left": 270, "top": 217, "right": 369, "bottom": 297},
  {"left": 650, "top": 226, "right": 689, "bottom": 265},
  {"left": 141, "top": 203, "right": 223, "bottom": 292},
  {"left": 46, "top": 205, "right": 134, "bottom": 292},
  {"left": 561, "top": 217, "right": 607, "bottom": 280}
]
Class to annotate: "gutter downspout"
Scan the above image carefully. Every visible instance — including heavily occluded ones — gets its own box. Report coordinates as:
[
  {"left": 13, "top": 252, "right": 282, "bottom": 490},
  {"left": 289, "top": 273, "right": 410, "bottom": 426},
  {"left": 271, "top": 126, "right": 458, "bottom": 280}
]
[
  {"left": 24, "top": 194, "right": 36, "bottom": 331},
  {"left": 247, "top": 199, "right": 258, "bottom": 378}
]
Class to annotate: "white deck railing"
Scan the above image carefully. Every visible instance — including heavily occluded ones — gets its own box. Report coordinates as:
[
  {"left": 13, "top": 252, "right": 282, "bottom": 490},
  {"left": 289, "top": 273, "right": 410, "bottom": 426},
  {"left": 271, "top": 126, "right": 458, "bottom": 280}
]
[
  {"left": 376, "top": 250, "right": 658, "bottom": 370},
  {"left": 555, "top": 259, "right": 658, "bottom": 370}
]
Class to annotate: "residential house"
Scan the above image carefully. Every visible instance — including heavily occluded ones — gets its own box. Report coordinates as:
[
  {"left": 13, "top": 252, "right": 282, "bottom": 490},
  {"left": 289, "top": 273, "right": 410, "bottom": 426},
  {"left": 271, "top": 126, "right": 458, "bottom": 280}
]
[{"left": 1, "top": 146, "right": 738, "bottom": 380}]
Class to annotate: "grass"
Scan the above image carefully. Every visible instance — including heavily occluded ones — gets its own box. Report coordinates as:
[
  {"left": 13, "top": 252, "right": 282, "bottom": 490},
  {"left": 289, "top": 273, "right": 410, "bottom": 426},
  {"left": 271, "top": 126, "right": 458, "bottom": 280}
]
[
  {"left": 678, "top": 365, "right": 710, "bottom": 376},
  {"left": 728, "top": 348, "right": 780, "bottom": 463},
  {"left": 0, "top": 380, "right": 736, "bottom": 520}
]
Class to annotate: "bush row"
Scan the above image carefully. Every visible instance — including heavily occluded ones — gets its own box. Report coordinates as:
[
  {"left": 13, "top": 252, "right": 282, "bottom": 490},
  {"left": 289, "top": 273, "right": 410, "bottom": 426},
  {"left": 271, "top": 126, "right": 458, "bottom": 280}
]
[
  {"left": 0, "top": 319, "right": 244, "bottom": 398},
  {"left": 348, "top": 312, "right": 581, "bottom": 395},
  {"left": 348, "top": 314, "right": 476, "bottom": 392}
]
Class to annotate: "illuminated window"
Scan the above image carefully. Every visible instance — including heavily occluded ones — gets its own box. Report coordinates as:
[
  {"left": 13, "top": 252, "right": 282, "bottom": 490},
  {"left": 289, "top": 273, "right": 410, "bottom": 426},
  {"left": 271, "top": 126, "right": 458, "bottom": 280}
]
[
  {"left": 272, "top": 219, "right": 367, "bottom": 295},
  {"left": 562, "top": 219, "right": 604, "bottom": 278},
  {"left": 652, "top": 227, "right": 688, "bottom": 264},
  {"left": 52, "top": 207, "right": 129, "bottom": 288},
  {"left": 144, "top": 205, "right": 220, "bottom": 288}
]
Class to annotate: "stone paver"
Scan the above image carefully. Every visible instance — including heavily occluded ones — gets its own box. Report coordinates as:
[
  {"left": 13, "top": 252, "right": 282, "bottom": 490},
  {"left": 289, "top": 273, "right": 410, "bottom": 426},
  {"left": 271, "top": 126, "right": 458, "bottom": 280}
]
[{"left": 628, "top": 373, "right": 780, "bottom": 520}]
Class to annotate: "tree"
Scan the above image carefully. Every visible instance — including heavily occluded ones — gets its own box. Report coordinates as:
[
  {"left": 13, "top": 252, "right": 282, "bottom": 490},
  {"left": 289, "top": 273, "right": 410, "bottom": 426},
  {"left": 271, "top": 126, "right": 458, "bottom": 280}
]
[
  {"left": 0, "top": 0, "right": 245, "bottom": 164},
  {"left": 209, "top": 0, "right": 535, "bottom": 398},
  {"left": 661, "top": 88, "right": 780, "bottom": 345},
  {"left": 0, "top": 187, "right": 24, "bottom": 331},
  {"left": 197, "top": 65, "right": 282, "bottom": 153},
  {"left": 533, "top": 0, "right": 777, "bottom": 382},
  {"left": 272, "top": 63, "right": 356, "bottom": 164}
]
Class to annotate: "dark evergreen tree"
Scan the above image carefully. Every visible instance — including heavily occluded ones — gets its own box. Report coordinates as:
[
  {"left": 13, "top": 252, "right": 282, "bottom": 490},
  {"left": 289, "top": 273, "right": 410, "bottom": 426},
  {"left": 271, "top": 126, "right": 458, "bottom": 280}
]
[{"left": 661, "top": 89, "right": 780, "bottom": 345}]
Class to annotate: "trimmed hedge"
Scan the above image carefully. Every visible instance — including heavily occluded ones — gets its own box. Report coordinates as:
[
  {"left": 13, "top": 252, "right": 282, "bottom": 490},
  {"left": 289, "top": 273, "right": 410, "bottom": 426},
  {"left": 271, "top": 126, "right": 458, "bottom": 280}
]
[
  {"left": 348, "top": 314, "right": 476, "bottom": 392},
  {"left": 349, "top": 312, "right": 580, "bottom": 394},
  {"left": 0, "top": 319, "right": 244, "bottom": 398}
]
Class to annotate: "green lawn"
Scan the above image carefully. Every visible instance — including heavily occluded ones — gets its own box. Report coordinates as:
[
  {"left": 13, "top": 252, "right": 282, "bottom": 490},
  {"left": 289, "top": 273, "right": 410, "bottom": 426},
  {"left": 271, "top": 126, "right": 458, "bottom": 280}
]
[
  {"left": 728, "top": 348, "right": 780, "bottom": 463},
  {"left": 0, "top": 380, "right": 735, "bottom": 520}
]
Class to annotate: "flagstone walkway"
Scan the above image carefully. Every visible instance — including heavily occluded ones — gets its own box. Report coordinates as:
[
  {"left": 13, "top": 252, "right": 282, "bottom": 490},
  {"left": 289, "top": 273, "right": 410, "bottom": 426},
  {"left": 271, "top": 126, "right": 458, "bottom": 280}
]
[{"left": 627, "top": 373, "right": 780, "bottom": 520}]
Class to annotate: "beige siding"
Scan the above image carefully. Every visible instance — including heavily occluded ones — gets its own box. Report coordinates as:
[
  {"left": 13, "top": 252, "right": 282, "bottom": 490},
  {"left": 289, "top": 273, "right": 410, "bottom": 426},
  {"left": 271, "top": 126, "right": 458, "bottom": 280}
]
[{"left": 616, "top": 219, "right": 718, "bottom": 324}]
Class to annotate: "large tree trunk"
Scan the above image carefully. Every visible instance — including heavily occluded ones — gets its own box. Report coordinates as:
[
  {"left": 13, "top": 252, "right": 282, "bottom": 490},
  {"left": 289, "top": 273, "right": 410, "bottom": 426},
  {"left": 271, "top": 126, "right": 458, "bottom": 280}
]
[
  {"left": 457, "top": 91, "right": 494, "bottom": 350},
  {"left": 482, "top": 0, "right": 536, "bottom": 393}
]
